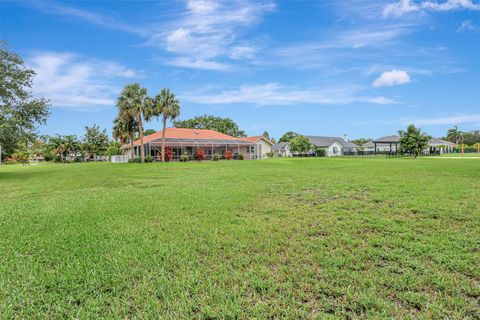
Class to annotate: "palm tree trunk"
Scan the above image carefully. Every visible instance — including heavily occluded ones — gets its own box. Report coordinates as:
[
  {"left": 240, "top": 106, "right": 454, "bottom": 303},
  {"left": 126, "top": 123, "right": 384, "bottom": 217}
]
[
  {"left": 138, "top": 112, "right": 145, "bottom": 163},
  {"left": 130, "top": 137, "right": 134, "bottom": 161},
  {"left": 161, "top": 113, "right": 167, "bottom": 162}
]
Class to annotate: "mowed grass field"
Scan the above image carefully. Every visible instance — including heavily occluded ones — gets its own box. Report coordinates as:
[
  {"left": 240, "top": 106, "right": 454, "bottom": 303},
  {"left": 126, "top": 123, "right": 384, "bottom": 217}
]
[{"left": 1, "top": 158, "right": 479, "bottom": 319}]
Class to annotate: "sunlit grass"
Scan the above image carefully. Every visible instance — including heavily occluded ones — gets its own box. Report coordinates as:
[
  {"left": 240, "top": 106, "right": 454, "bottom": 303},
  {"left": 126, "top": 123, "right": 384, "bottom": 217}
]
[{"left": 1, "top": 158, "right": 479, "bottom": 318}]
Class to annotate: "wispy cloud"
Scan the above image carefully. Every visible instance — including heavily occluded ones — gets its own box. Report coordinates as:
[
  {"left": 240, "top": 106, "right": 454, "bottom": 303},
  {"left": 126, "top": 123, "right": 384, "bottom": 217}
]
[
  {"left": 147, "top": 0, "right": 274, "bottom": 70},
  {"left": 457, "top": 20, "right": 480, "bottom": 32},
  {"left": 182, "top": 83, "right": 396, "bottom": 106},
  {"left": 372, "top": 70, "right": 411, "bottom": 87},
  {"left": 30, "top": 0, "right": 146, "bottom": 35},
  {"left": 383, "top": 0, "right": 480, "bottom": 17},
  {"left": 29, "top": 52, "right": 143, "bottom": 110},
  {"left": 405, "top": 114, "right": 480, "bottom": 125}
]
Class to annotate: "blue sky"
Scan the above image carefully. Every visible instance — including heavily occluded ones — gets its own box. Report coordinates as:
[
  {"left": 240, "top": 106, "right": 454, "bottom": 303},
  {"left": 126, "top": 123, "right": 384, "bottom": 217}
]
[{"left": 1, "top": 0, "right": 479, "bottom": 140}]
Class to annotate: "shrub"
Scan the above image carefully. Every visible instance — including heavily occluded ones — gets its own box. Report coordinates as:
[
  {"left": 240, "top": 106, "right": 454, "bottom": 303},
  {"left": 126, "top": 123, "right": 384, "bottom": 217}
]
[
  {"left": 145, "top": 155, "right": 154, "bottom": 163},
  {"left": 180, "top": 153, "right": 189, "bottom": 162},
  {"left": 165, "top": 147, "right": 173, "bottom": 161},
  {"left": 224, "top": 150, "right": 233, "bottom": 160},
  {"left": 195, "top": 148, "right": 205, "bottom": 161},
  {"left": 238, "top": 153, "right": 244, "bottom": 160},
  {"left": 315, "top": 148, "right": 326, "bottom": 157},
  {"left": 213, "top": 153, "right": 220, "bottom": 161},
  {"left": 135, "top": 157, "right": 142, "bottom": 163},
  {"left": 266, "top": 151, "right": 274, "bottom": 158}
]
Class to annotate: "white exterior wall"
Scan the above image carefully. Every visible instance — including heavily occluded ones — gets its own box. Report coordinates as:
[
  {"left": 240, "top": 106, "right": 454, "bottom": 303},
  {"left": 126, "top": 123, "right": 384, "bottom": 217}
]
[{"left": 325, "top": 142, "right": 343, "bottom": 157}]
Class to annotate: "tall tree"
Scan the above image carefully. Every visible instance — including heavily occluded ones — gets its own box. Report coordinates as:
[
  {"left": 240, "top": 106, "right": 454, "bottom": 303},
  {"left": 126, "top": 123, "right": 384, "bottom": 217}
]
[
  {"left": 117, "top": 83, "right": 148, "bottom": 162},
  {"left": 278, "top": 131, "right": 298, "bottom": 143},
  {"left": 144, "top": 129, "right": 156, "bottom": 136},
  {"left": 83, "top": 125, "right": 109, "bottom": 160},
  {"left": 113, "top": 115, "right": 137, "bottom": 161},
  {"left": 262, "top": 131, "right": 270, "bottom": 140},
  {"left": 446, "top": 126, "right": 463, "bottom": 145},
  {"left": 0, "top": 41, "right": 50, "bottom": 160},
  {"left": 398, "top": 124, "right": 430, "bottom": 158},
  {"left": 147, "top": 88, "right": 180, "bottom": 162},
  {"left": 173, "top": 114, "right": 246, "bottom": 137}
]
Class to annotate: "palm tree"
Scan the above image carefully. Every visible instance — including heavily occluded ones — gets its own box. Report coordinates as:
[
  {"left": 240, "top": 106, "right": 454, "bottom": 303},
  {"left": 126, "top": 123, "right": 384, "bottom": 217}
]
[
  {"left": 117, "top": 83, "right": 149, "bottom": 163},
  {"left": 447, "top": 126, "right": 463, "bottom": 146},
  {"left": 146, "top": 88, "right": 180, "bottom": 162},
  {"left": 113, "top": 115, "right": 137, "bottom": 161},
  {"left": 49, "top": 135, "right": 66, "bottom": 163}
]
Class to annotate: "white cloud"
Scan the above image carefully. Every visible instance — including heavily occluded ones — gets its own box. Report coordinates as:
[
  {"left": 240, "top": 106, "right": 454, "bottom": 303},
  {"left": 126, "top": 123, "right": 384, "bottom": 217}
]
[
  {"left": 383, "top": 0, "right": 480, "bottom": 17},
  {"left": 183, "top": 83, "right": 396, "bottom": 106},
  {"left": 31, "top": 2, "right": 146, "bottom": 35},
  {"left": 457, "top": 20, "right": 480, "bottom": 32},
  {"left": 152, "top": 0, "right": 275, "bottom": 70},
  {"left": 230, "top": 45, "right": 257, "bottom": 59},
  {"left": 165, "top": 58, "right": 231, "bottom": 71},
  {"left": 28, "top": 52, "right": 143, "bottom": 110},
  {"left": 407, "top": 114, "right": 480, "bottom": 125},
  {"left": 372, "top": 70, "right": 411, "bottom": 87}
]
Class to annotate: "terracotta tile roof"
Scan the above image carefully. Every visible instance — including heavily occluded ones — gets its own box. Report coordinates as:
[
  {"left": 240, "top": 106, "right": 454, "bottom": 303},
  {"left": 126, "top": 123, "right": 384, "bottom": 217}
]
[
  {"left": 132, "top": 128, "right": 243, "bottom": 146},
  {"left": 239, "top": 136, "right": 274, "bottom": 145}
]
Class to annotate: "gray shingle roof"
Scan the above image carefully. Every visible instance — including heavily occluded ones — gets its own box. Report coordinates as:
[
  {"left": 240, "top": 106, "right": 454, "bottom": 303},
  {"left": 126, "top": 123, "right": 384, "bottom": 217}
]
[
  {"left": 428, "top": 138, "right": 455, "bottom": 146},
  {"left": 305, "top": 136, "right": 358, "bottom": 148},
  {"left": 271, "top": 142, "right": 289, "bottom": 151},
  {"left": 374, "top": 135, "right": 400, "bottom": 143}
]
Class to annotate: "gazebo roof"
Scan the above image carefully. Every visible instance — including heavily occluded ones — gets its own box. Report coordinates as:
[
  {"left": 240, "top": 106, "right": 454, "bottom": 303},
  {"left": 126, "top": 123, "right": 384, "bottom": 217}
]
[{"left": 373, "top": 135, "right": 400, "bottom": 143}]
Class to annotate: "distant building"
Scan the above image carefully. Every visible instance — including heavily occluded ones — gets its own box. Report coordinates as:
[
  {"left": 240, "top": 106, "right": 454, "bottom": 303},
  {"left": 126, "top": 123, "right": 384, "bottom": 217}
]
[{"left": 271, "top": 135, "right": 358, "bottom": 157}]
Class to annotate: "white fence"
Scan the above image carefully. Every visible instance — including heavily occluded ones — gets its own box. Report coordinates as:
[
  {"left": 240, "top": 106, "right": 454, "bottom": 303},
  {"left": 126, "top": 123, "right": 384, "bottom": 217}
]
[{"left": 111, "top": 155, "right": 130, "bottom": 163}]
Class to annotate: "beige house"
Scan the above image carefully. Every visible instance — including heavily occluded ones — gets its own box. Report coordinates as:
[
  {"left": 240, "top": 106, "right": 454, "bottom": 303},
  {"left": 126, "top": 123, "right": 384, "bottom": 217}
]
[{"left": 239, "top": 136, "right": 274, "bottom": 159}]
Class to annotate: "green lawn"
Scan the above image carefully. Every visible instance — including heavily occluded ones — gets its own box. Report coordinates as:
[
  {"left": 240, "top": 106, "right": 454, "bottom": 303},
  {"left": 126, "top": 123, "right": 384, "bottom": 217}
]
[
  {"left": 439, "top": 153, "right": 480, "bottom": 158},
  {"left": 1, "top": 158, "right": 479, "bottom": 319}
]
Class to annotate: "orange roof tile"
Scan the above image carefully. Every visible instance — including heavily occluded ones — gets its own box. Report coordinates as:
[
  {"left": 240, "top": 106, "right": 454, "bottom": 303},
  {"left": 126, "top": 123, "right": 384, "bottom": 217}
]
[
  {"left": 239, "top": 136, "right": 274, "bottom": 145},
  {"left": 132, "top": 128, "right": 243, "bottom": 145}
]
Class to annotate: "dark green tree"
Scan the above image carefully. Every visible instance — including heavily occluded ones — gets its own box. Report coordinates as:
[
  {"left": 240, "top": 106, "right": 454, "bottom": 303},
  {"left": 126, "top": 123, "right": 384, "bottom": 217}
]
[
  {"left": 288, "top": 135, "right": 312, "bottom": 155},
  {"left": 398, "top": 124, "right": 430, "bottom": 158},
  {"left": 0, "top": 41, "right": 50, "bottom": 159},
  {"left": 144, "top": 129, "right": 156, "bottom": 136},
  {"left": 83, "top": 125, "right": 109, "bottom": 159},
  {"left": 173, "top": 114, "right": 246, "bottom": 137},
  {"left": 278, "top": 131, "right": 298, "bottom": 143}
]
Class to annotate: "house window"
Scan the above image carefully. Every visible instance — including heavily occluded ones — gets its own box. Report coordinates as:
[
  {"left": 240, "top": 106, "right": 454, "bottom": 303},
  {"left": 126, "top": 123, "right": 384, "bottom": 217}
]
[{"left": 247, "top": 145, "right": 255, "bottom": 153}]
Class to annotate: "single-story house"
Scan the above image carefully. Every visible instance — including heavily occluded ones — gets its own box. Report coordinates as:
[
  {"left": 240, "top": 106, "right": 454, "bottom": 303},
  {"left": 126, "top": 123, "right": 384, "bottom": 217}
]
[
  {"left": 271, "top": 142, "right": 292, "bottom": 157},
  {"left": 122, "top": 128, "right": 272, "bottom": 161},
  {"left": 427, "top": 138, "right": 456, "bottom": 154},
  {"left": 305, "top": 136, "right": 358, "bottom": 156},
  {"left": 271, "top": 135, "right": 358, "bottom": 157},
  {"left": 238, "top": 136, "right": 274, "bottom": 159}
]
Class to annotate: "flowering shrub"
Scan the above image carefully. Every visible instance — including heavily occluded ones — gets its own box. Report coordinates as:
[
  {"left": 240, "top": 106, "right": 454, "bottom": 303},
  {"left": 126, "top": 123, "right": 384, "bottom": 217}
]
[
  {"left": 165, "top": 147, "right": 173, "bottom": 161},
  {"left": 195, "top": 148, "right": 205, "bottom": 161},
  {"left": 224, "top": 150, "right": 233, "bottom": 160}
]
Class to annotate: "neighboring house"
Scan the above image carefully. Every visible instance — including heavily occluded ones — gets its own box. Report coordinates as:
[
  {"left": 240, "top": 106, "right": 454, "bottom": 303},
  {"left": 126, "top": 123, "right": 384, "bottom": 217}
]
[
  {"left": 304, "top": 135, "right": 359, "bottom": 156},
  {"left": 428, "top": 138, "right": 455, "bottom": 154},
  {"left": 239, "top": 136, "right": 274, "bottom": 159},
  {"left": 271, "top": 142, "right": 292, "bottom": 157},
  {"left": 122, "top": 128, "right": 268, "bottom": 160}
]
